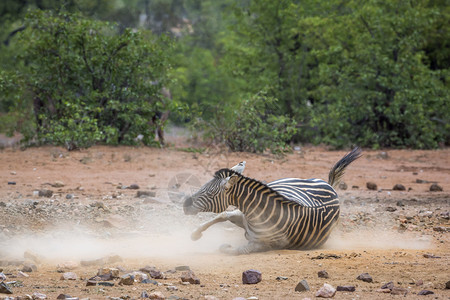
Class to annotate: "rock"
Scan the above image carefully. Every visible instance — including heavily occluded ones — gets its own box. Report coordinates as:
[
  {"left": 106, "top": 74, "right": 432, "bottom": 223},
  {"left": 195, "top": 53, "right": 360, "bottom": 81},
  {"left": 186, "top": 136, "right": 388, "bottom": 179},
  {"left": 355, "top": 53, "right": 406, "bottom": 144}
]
[
  {"left": 231, "top": 298, "right": 247, "bottom": 300},
  {"left": 418, "top": 290, "right": 434, "bottom": 295},
  {"left": 366, "top": 182, "right": 377, "bottom": 190},
  {"left": 140, "top": 266, "right": 165, "bottom": 279},
  {"left": 295, "top": 280, "right": 310, "bottom": 292},
  {"left": 318, "top": 270, "right": 329, "bottom": 278},
  {"left": 32, "top": 292, "right": 47, "bottom": 299},
  {"left": 446, "top": 280, "right": 450, "bottom": 289},
  {"left": 51, "top": 181, "right": 65, "bottom": 188},
  {"left": 119, "top": 273, "right": 135, "bottom": 285},
  {"left": 181, "top": 270, "right": 200, "bottom": 284},
  {"left": 97, "top": 282, "right": 114, "bottom": 287},
  {"left": 141, "top": 279, "right": 159, "bottom": 285},
  {"left": 336, "top": 285, "right": 355, "bottom": 292},
  {"left": 276, "top": 276, "right": 288, "bottom": 281},
  {"left": 396, "top": 201, "right": 404, "bottom": 207},
  {"left": 433, "top": 226, "right": 449, "bottom": 232},
  {"left": 429, "top": 183, "right": 443, "bottom": 192},
  {"left": 66, "top": 194, "right": 74, "bottom": 200},
  {"left": 385, "top": 206, "right": 397, "bottom": 212},
  {"left": 356, "top": 273, "right": 373, "bottom": 283},
  {"left": 338, "top": 182, "right": 348, "bottom": 190},
  {"left": 175, "top": 265, "right": 190, "bottom": 271},
  {"left": 390, "top": 287, "right": 408, "bottom": 296},
  {"left": 61, "top": 272, "right": 77, "bottom": 280},
  {"left": 423, "top": 253, "right": 440, "bottom": 258},
  {"left": 166, "top": 285, "right": 178, "bottom": 292},
  {"left": 380, "top": 281, "right": 394, "bottom": 290},
  {"left": 393, "top": 184, "right": 406, "bottom": 191},
  {"left": 0, "top": 272, "right": 6, "bottom": 280},
  {"left": 311, "top": 253, "right": 341, "bottom": 259},
  {"left": 98, "top": 267, "right": 120, "bottom": 278},
  {"left": 131, "top": 271, "right": 149, "bottom": 282},
  {"left": 137, "top": 191, "right": 156, "bottom": 198},
  {"left": 148, "top": 291, "right": 165, "bottom": 300},
  {"left": 128, "top": 184, "right": 140, "bottom": 190},
  {"left": 0, "top": 282, "right": 13, "bottom": 294},
  {"left": 242, "top": 269, "right": 262, "bottom": 284},
  {"left": 22, "top": 263, "right": 37, "bottom": 272},
  {"left": 376, "top": 288, "right": 391, "bottom": 293},
  {"left": 86, "top": 280, "right": 97, "bottom": 286},
  {"left": 18, "top": 271, "right": 29, "bottom": 277},
  {"left": 24, "top": 251, "right": 44, "bottom": 263},
  {"left": 57, "top": 261, "right": 78, "bottom": 271},
  {"left": 141, "top": 290, "right": 149, "bottom": 298},
  {"left": 204, "top": 296, "right": 219, "bottom": 300},
  {"left": 415, "top": 279, "right": 424, "bottom": 286},
  {"left": 56, "top": 294, "right": 72, "bottom": 299},
  {"left": 38, "top": 189, "right": 53, "bottom": 197},
  {"left": 8, "top": 181, "right": 16, "bottom": 185},
  {"left": 315, "top": 283, "right": 336, "bottom": 298}
]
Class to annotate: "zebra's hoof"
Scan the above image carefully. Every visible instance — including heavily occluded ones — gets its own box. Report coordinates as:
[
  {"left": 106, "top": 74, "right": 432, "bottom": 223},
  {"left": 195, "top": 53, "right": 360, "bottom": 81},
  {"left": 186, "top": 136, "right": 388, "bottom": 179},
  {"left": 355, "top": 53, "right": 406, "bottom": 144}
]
[{"left": 191, "top": 230, "right": 203, "bottom": 241}]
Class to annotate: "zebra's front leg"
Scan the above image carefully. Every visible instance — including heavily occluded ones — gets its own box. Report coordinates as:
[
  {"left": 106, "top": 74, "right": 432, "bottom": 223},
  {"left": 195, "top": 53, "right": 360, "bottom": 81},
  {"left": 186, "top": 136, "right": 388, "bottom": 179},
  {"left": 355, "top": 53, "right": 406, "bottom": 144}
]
[
  {"left": 219, "top": 241, "right": 267, "bottom": 255},
  {"left": 191, "top": 210, "right": 246, "bottom": 241}
]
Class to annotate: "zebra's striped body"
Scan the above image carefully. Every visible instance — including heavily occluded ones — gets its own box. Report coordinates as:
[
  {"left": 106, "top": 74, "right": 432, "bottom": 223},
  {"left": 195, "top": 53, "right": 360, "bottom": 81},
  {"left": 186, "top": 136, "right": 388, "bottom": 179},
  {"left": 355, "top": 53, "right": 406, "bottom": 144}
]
[{"left": 184, "top": 147, "right": 361, "bottom": 254}]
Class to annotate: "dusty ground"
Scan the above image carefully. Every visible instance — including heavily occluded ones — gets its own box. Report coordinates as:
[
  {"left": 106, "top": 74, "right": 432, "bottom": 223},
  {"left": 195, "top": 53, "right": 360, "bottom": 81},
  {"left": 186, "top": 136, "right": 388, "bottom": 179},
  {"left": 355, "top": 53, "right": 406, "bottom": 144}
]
[{"left": 0, "top": 136, "right": 449, "bottom": 299}]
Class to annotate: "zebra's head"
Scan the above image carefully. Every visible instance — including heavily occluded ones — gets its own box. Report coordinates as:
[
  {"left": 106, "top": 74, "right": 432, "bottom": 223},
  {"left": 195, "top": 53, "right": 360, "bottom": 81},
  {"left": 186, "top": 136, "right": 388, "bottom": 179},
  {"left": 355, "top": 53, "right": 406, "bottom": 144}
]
[{"left": 183, "top": 161, "right": 245, "bottom": 215}]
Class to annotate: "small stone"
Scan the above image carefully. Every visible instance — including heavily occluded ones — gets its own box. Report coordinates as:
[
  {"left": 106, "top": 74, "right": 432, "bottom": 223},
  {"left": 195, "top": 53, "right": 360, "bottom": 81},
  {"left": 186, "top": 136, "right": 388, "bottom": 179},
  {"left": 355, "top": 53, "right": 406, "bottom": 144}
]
[
  {"left": 142, "top": 279, "right": 159, "bottom": 285},
  {"left": 390, "top": 286, "right": 408, "bottom": 296},
  {"left": 52, "top": 181, "right": 65, "bottom": 188},
  {"left": 181, "top": 270, "right": 200, "bottom": 284},
  {"left": 7, "top": 181, "right": 16, "bottom": 185},
  {"left": 18, "top": 271, "right": 29, "bottom": 277},
  {"left": 38, "top": 189, "right": 53, "bottom": 197},
  {"left": 276, "top": 276, "right": 288, "bottom": 281},
  {"left": 97, "top": 282, "right": 114, "bottom": 287},
  {"left": 32, "top": 292, "right": 47, "bottom": 299},
  {"left": 318, "top": 270, "right": 329, "bottom": 278},
  {"left": 56, "top": 294, "right": 72, "bottom": 299},
  {"left": 231, "top": 298, "right": 246, "bottom": 300},
  {"left": 128, "top": 184, "right": 140, "bottom": 190},
  {"left": 57, "top": 261, "right": 78, "bottom": 271},
  {"left": 61, "top": 272, "right": 77, "bottom": 280},
  {"left": 433, "top": 226, "right": 449, "bottom": 232},
  {"left": 119, "top": 273, "right": 135, "bottom": 285},
  {"left": 0, "top": 272, "right": 6, "bottom": 280},
  {"left": 66, "top": 194, "right": 74, "bottom": 200},
  {"left": 0, "top": 282, "right": 13, "bottom": 294},
  {"left": 415, "top": 279, "right": 424, "bottom": 286},
  {"left": 98, "top": 267, "right": 120, "bottom": 278},
  {"left": 380, "top": 281, "right": 394, "bottom": 290},
  {"left": 148, "top": 291, "right": 165, "bottom": 300},
  {"left": 376, "top": 288, "right": 391, "bottom": 293},
  {"left": 385, "top": 206, "right": 397, "bottom": 212},
  {"left": 396, "top": 201, "right": 404, "bottom": 207},
  {"left": 204, "top": 296, "right": 219, "bottom": 300},
  {"left": 140, "top": 266, "right": 164, "bottom": 279},
  {"left": 22, "top": 263, "right": 37, "bottom": 272},
  {"left": 86, "top": 280, "right": 97, "bottom": 286},
  {"left": 141, "top": 291, "right": 149, "bottom": 298},
  {"left": 137, "top": 191, "right": 156, "bottom": 198},
  {"left": 418, "top": 290, "right": 434, "bottom": 295},
  {"left": 242, "top": 269, "right": 262, "bottom": 284},
  {"left": 315, "top": 283, "right": 336, "bottom": 298},
  {"left": 295, "top": 280, "right": 310, "bottom": 292},
  {"left": 429, "top": 183, "right": 443, "bottom": 192},
  {"left": 175, "top": 265, "right": 190, "bottom": 271},
  {"left": 423, "top": 253, "right": 440, "bottom": 258},
  {"left": 336, "top": 285, "right": 355, "bottom": 292},
  {"left": 446, "top": 281, "right": 450, "bottom": 289},
  {"left": 338, "top": 182, "right": 348, "bottom": 190},
  {"left": 366, "top": 182, "right": 377, "bottom": 190},
  {"left": 393, "top": 184, "right": 406, "bottom": 191},
  {"left": 166, "top": 285, "right": 178, "bottom": 291},
  {"left": 356, "top": 272, "right": 373, "bottom": 283}
]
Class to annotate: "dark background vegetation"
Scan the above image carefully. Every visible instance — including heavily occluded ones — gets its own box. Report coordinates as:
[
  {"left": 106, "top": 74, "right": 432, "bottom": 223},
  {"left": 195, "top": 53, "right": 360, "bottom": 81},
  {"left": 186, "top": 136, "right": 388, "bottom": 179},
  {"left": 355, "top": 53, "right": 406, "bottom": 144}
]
[{"left": 0, "top": 0, "right": 448, "bottom": 151}]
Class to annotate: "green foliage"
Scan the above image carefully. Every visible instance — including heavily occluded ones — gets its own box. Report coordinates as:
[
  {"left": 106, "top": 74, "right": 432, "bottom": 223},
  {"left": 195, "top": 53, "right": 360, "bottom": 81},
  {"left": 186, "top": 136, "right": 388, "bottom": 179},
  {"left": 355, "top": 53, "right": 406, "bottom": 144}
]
[
  {"left": 14, "top": 10, "right": 172, "bottom": 149},
  {"left": 197, "top": 90, "right": 297, "bottom": 154}
]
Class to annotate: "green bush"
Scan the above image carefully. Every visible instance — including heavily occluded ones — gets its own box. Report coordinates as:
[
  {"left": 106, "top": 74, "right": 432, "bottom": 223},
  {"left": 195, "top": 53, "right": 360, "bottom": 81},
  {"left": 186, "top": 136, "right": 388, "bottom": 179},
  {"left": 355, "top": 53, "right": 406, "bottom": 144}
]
[
  {"left": 197, "top": 90, "right": 297, "bottom": 154},
  {"left": 13, "top": 10, "right": 172, "bottom": 150}
]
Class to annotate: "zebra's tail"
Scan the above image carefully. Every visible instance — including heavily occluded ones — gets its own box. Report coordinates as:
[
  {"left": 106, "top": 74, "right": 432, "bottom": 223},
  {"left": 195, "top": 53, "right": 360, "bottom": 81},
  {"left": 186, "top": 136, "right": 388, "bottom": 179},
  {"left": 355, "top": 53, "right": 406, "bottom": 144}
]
[{"left": 328, "top": 147, "right": 362, "bottom": 188}]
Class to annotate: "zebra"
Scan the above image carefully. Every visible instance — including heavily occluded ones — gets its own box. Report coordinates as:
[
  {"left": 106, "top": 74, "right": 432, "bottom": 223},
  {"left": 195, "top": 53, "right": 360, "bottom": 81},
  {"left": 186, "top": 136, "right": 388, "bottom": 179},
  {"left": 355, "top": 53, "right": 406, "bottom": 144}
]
[{"left": 183, "top": 147, "right": 362, "bottom": 255}]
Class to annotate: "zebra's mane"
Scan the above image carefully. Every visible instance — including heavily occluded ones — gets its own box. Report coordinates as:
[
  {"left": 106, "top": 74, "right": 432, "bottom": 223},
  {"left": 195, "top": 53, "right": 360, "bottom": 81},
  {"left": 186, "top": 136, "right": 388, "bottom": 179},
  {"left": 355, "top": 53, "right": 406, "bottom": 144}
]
[{"left": 214, "top": 168, "right": 288, "bottom": 200}]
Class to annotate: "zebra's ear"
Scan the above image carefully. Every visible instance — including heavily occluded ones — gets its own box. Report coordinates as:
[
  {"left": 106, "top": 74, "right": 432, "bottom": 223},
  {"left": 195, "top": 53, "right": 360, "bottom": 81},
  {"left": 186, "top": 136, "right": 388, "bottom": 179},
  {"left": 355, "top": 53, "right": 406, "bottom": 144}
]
[
  {"left": 224, "top": 175, "right": 239, "bottom": 190},
  {"left": 231, "top": 161, "right": 246, "bottom": 174}
]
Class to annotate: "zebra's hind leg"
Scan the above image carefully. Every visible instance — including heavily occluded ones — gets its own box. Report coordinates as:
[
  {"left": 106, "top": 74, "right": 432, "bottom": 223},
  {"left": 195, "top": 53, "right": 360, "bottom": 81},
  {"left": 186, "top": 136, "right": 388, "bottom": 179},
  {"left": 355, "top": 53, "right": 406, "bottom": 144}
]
[{"left": 191, "top": 210, "right": 247, "bottom": 241}]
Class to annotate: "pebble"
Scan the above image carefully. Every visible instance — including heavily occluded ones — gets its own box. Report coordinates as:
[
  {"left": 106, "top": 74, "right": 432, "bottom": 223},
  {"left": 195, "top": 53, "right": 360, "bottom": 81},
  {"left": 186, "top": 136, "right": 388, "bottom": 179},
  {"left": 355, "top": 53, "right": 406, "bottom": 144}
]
[
  {"left": 380, "top": 281, "right": 394, "bottom": 290},
  {"left": 148, "top": 291, "right": 165, "bottom": 299},
  {"left": 137, "top": 191, "right": 157, "bottom": 198},
  {"left": 295, "top": 279, "right": 310, "bottom": 292},
  {"left": 56, "top": 294, "right": 75, "bottom": 299},
  {"left": 38, "top": 189, "right": 53, "bottom": 198},
  {"left": 166, "top": 285, "right": 178, "bottom": 291},
  {"left": 366, "top": 182, "right": 377, "bottom": 190},
  {"left": 336, "top": 285, "right": 355, "bottom": 292},
  {"left": 390, "top": 286, "right": 408, "bottom": 296},
  {"left": 17, "top": 271, "right": 29, "bottom": 277},
  {"left": 7, "top": 181, "right": 16, "bottom": 185},
  {"left": 98, "top": 267, "right": 120, "bottom": 278},
  {"left": 141, "top": 266, "right": 165, "bottom": 279},
  {"left": 60, "top": 272, "right": 77, "bottom": 280},
  {"left": 418, "top": 290, "right": 434, "bottom": 295},
  {"left": 0, "top": 272, "right": 6, "bottom": 280},
  {"left": 181, "top": 270, "right": 200, "bottom": 284},
  {"left": 66, "top": 194, "right": 74, "bottom": 200},
  {"left": 393, "top": 184, "right": 406, "bottom": 191},
  {"left": 242, "top": 269, "right": 262, "bottom": 284},
  {"left": 446, "top": 281, "right": 450, "bottom": 289},
  {"left": 356, "top": 272, "right": 373, "bottom": 283},
  {"left": 338, "top": 182, "right": 348, "bottom": 190},
  {"left": 57, "top": 261, "right": 78, "bottom": 271},
  {"left": 429, "top": 183, "right": 443, "bottom": 192},
  {"left": 119, "top": 274, "right": 135, "bottom": 285},
  {"left": 32, "top": 292, "right": 47, "bottom": 299},
  {"left": 51, "top": 181, "right": 65, "bottom": 188},
  {"left": 128, "top": 184, "right": 140, "bottom": 190},
  {"left": 385, "top": 206, "right": 397, "bottom": 212},
  {"left": 276, "top": 276, "right": 288, "bottom": 281},
  {"left": 22, "top": 263, "right": 37, "bottom": 272},
  {"left": 204, "top": 296, "right": 219, "bottom": 300},
  {"left": 318, "top": 270, "right": 329, "bottom": 278},
  {"left": 315, "top": 283, "right": 336, "bottom": 298},
  {"left": 396, "top": 201, "right": 404, "bottom": 207},
  {"left": 141, "top": 279, "right": 159, "bottom": 285},
  {"left": 0, "top": 282, "right": 13, "bottom": 294},
  {"left": 141, "top": 291, "right": 149, "bottom": 298}
]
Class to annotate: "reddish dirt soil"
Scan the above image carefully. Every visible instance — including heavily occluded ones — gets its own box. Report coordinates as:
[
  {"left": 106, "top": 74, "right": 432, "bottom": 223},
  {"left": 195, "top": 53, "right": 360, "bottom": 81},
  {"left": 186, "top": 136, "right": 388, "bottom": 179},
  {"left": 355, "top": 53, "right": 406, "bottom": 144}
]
[{"left": 0, "top": 140, "right": 449, "bottom": 299}]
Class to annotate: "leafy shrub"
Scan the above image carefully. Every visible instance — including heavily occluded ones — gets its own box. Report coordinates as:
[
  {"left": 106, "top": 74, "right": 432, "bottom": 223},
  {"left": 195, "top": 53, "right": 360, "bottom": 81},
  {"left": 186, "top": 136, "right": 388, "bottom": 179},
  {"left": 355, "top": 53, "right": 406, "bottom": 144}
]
[
  {"left": 197, "top": 90, "right": 297, "bottom": 154},
  {"left": 15, "top": 10, "right": 172, "bottom": 149}
]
